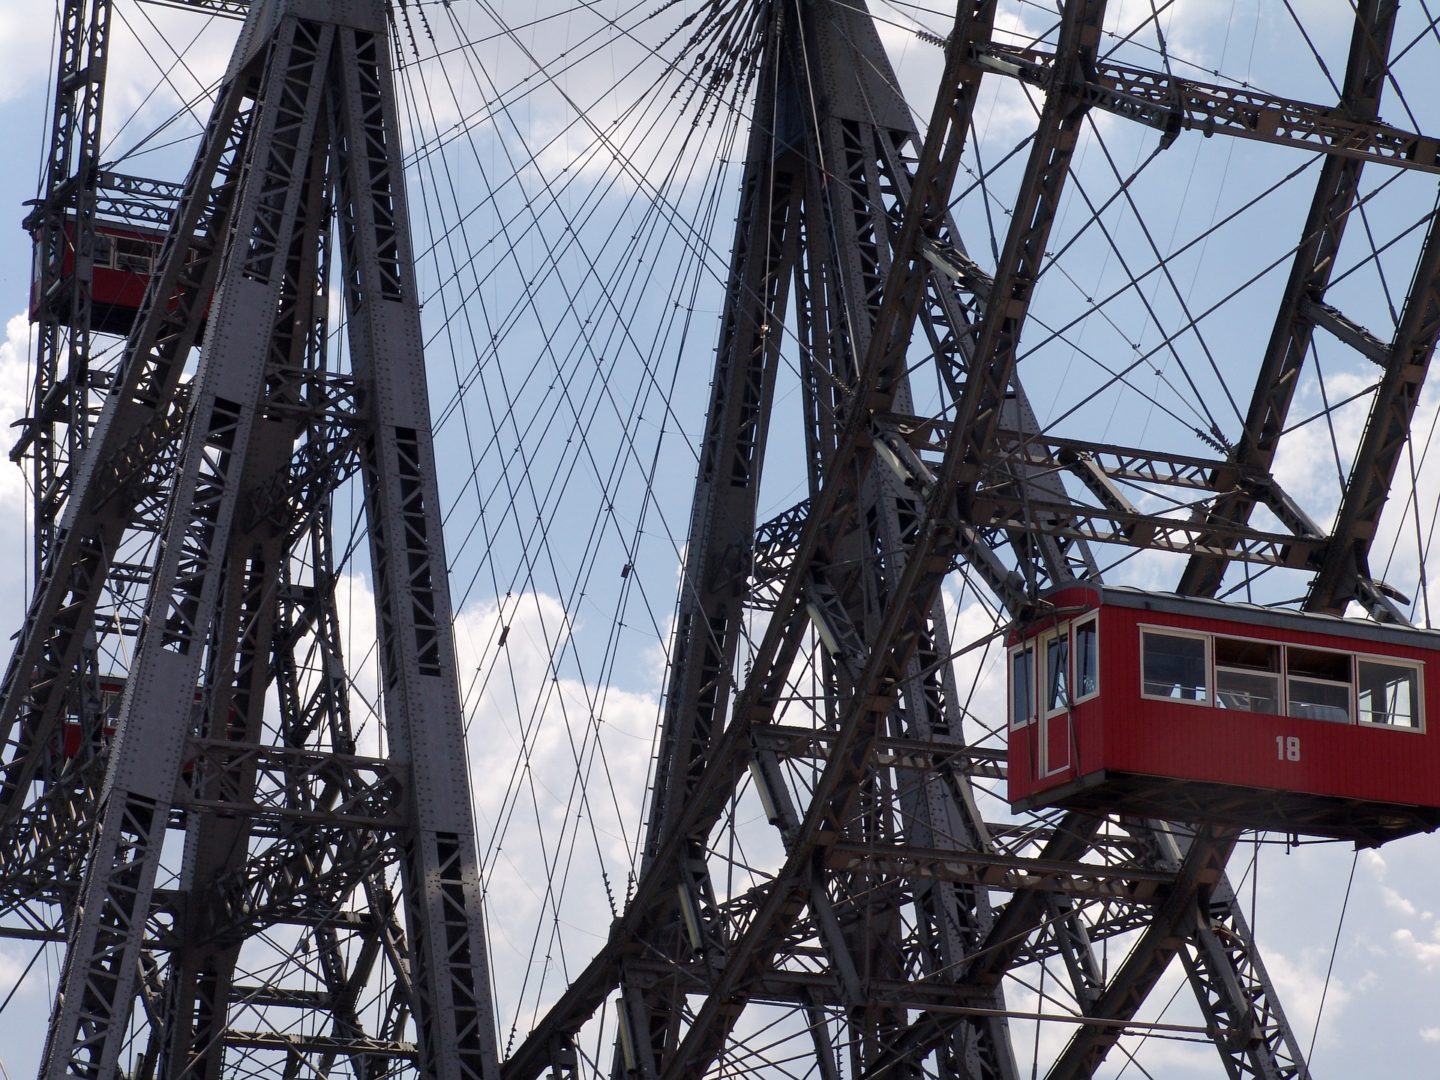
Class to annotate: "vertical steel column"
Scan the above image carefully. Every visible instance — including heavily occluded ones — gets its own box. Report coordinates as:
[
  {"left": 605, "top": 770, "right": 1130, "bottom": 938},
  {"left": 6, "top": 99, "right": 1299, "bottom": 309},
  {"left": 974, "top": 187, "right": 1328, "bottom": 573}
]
[
  {"left": 331, "top": 12, "right": 499, "bottom": 1076},
  {"left": 19, "top": 0, "right": 113, "bottom": 568}
]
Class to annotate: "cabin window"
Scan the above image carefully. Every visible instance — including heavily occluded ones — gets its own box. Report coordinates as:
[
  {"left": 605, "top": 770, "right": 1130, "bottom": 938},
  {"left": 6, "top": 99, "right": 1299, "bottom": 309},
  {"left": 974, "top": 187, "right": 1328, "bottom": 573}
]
[
  {"left": 1357, "top": 660, "right": 1421, "bottom": 729},
  {"left": 1011, "top": 645, "right": 1036, "bottom": 729},
  {"left": 1045, "top": 633, "right": 1070, "bottom": 715},
  {"left": 1142, "top": 630, "right": 1208, "bottom": 703},
  {"left": 1074, "top": 618, "right": 1099, "bottom": 701},
  {"left": 114, "top": 236, "right": 153, "bottom": 274},
  {"left": 93, "top": 233, "right": 114, "bottom": 269},
  {"left": 1215, "top": 637, "right": 1280, "bottom": 714},
  {"left": 1287, "top": 647, "right": 1352, "bottom": 723}
]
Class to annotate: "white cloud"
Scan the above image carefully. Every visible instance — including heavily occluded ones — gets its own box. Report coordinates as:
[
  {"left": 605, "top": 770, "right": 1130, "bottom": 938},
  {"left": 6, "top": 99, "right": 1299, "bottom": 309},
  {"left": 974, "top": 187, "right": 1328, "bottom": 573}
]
[
  {"left": 1264, "top": 947, "right": 1353, "bottom": 1051},
  {"left": 0, "top": 314, "right": 33, "bottom": 642},
  {"left": 1393, "top": 925, "right": 1440, "bottom": 972},
  {"left": 1422, "top": 1026, "right": 1440, "bottom": 1043},
  {"left": 0, "top": 8, "right": 54, "bottom": 106},
  {"left": 1382, "top": 886, "right": 1418, "bottom": 918},
  {"left": 0, "top": 315, "right": 32, "bottom": 427},
  {"left": 0, "top": 943, "right": 37, "bottom": 997}
]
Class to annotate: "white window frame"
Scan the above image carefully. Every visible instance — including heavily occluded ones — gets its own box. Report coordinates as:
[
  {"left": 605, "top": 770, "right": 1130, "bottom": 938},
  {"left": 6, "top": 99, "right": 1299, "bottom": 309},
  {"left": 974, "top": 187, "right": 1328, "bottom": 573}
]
[
  {"left": 1354, "top": 655, "right": 1426, "bottom": 733},
  {"left": 1213, "top": 631, "right": 1282, "bottom": 715},
  {"left": 1283, "top": 644, "right": 1354, "bottom": 725},
  {"left": 1139, "top": 625, "right": 1211, "bottom": 707},
  {"left": 1129, "top": 622, "right": 1426, "bottom": 734},
  {"left": 1072, "top": 615, "right": 1100, "bottom": 706},
  {"left": 1285, "top": 674, "right": 1353, "bottom": 724},
  {"left": 93, "top": 232, "right": 116, "bottom": 270},
  {"left": 1041, "top": 625, "right": 1072, "bottom": 720},
  {"left": 1009, "top": 641, "right": 1037, "bottom": 731}
]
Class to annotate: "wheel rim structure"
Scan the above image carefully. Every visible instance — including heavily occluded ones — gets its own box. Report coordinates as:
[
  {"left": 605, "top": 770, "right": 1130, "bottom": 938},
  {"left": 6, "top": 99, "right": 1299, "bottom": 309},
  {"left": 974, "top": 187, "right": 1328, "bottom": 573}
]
[{"left": 5, "top": 0, "right": 1440, "bottom": 1078}]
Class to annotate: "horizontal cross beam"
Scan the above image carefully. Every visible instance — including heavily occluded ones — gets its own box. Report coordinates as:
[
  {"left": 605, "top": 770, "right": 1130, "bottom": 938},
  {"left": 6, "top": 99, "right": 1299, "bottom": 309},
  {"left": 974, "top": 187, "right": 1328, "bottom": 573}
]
[
  {"left": 823, "top": 841, "right": 1176, "bottom": 901},
  {"left": 972, "top": 42, "right": 1440, "bottom": 173}
]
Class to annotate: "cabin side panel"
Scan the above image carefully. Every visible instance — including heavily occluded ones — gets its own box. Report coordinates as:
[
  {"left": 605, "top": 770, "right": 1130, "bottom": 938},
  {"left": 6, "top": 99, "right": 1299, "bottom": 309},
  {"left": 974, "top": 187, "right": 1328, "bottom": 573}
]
[{"left": 1098, "top": 603, "right": 1440, "bottom": 809}]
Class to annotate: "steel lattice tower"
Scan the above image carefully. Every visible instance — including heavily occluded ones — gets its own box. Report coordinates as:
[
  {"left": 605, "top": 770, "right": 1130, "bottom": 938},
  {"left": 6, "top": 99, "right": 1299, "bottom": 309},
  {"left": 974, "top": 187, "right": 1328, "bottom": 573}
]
[
  {"left": 7, "top": 0, "right": 1440, "bottom": 1077},
  {"left": 5, "top": 0, "right": 497, "bottom": 1076}
]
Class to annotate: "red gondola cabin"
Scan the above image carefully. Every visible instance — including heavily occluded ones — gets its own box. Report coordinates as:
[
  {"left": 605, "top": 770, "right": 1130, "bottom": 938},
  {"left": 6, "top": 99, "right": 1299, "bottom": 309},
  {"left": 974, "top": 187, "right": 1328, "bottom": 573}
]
[
  {"left": 1007, "top": 585, "right": 1440, "bottom": 845},
  {"left": 58, "top": 675, "right": 127, "bottom": 759},
  {"left": 44, "top": 675, "right": 203, "bottom": 781},
  {"left": 30, "top": 217, "right": 170, "bottom": 337}
]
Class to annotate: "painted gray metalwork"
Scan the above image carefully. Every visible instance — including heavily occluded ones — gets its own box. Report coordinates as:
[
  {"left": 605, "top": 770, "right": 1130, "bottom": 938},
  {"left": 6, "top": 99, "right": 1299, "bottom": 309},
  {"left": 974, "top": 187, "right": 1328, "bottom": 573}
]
[{"left": 9, "top": 0, "right": 1440, "bottom": 1077}]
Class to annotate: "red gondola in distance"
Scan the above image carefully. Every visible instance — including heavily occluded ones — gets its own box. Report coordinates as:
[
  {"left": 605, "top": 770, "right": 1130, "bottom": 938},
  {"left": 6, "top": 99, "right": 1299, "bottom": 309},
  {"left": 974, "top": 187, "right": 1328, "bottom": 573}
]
[{"left": 30, "top": 217, "right": 185, "bottom": 337}]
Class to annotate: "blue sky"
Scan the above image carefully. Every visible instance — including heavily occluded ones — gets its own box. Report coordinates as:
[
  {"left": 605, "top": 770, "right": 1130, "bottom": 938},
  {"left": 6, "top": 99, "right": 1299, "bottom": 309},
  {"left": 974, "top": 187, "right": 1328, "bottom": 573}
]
[{"left": 2, "top": 1, "right": 1440, "bottom": 1075}]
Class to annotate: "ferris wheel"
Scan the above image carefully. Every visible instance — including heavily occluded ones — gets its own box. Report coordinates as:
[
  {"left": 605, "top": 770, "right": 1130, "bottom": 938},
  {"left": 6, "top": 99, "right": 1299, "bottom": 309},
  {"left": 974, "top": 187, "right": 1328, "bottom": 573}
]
[{"left": 5, "top": 0, "right": 1440, "bottom": 1077}]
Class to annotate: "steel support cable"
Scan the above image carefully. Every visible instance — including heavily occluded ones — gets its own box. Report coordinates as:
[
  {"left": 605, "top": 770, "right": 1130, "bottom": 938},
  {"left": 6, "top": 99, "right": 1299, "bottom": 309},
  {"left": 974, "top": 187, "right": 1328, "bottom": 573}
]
[
  {"left": 106, "top": 0, "right": 219, "bottom": 148},
  {"left": 96, "top": 71, "right": 220, "bottom": 171},
  {"left": 1377, "top": 385, "right": 1440, "bottom": 606},
  {"left": 388, "top": 25, "right": 760, "bottom": 1042},
  {"left": 396, "top": 0, "right": 676, "bottom": 176},
  {"left": 1073, "top": 111, "right": 1244, "bottom": 430},
  {"left": 964, "top": 148, "right": 1346, "bottom": 443},
  {"left": 1036, "top": 184, "right": 1409, "bottom": 462},
  {"left": 402, "top": 14, "right": 704, "bottom": 284},
  {"left": 426, "top": 180, "right": 720, "bottom": 852},
  {"left": 1176, "top": 0, "right": 1402, "bottom": 600},
  {"left": 411, "top": 44, "right": 743, "bottom": 455},
  {"left": 426, "top": 56, "right": 714, "bottom": 576},
  {"left": 396, "top": 0, "right": 771, "bottom": 303},
  {"left": 1301, "top": 848, "right": 1358, "bottom": 1066},
  {"left": 1388, "top": 396, "right": 1440, "bottom": 624},
  {"left": 394, "top": 42, "right": 621, "bottom": 992},
  {"left": 1016, "top": 126, "right": 1236, "bottom": 441},
  {"left": 1010, "top": 153, "right": 1326, "bottom": 362},
  {"left": 406, "top": 6, "right": 743, "bottom": 720},
  {"left": 1093, "top": 0, "right": 1178, "bottom": 64},
  {"left": 400, "top": 77, "right": 714, "bottom": 613},
  {"left": 1306, "top": 198, "right": 1440, "bottom": 613},
  {"left": 1390, "top": 9, "right": 1440, "bottom": 74}
]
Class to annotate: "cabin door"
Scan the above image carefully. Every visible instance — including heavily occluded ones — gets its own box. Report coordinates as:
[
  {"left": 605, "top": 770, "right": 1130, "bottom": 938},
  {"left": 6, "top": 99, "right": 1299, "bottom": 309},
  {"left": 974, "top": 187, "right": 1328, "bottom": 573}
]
[{"left": 1041, "top": 631, "right": 1073, "bottom": 779}]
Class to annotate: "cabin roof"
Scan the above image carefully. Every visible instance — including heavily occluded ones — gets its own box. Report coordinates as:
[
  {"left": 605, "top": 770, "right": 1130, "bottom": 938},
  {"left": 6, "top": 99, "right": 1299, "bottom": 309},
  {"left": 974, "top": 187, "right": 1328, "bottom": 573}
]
[{"left": 1042, "top": 583, "right": 1440, "bottom": 652}]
